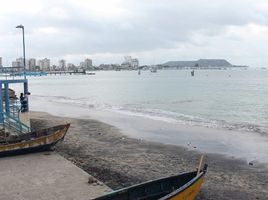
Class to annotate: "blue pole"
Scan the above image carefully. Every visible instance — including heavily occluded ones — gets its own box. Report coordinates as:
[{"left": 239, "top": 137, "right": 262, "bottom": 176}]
[
  {"left": 4, "top": 82, "right": 9, "bottom": 115},
  {"left": 0, "top": 82, "right": 3, "bottom": 123}
]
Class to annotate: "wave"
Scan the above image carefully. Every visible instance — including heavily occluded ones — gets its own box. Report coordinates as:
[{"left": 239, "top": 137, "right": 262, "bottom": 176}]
[
  {"left": 112, "top": 106, "right": 268, "bottom": 135},
  {"left": 32, "top": 95, "right": 268, "bottom": 136}
]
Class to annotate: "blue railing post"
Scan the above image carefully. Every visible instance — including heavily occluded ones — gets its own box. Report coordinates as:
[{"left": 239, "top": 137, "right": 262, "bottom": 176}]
[
  {"left": 4, "top": 82, "right": 10, "bottom": 115},
  {"left": 3, "top": 113, "right": 30, "bottom": 134},
  {"left": 0, "top": 79, "right": 30, "bottom": 134},
  {"left": 0, "top": 81, "right": 3, "bottom": 123}
]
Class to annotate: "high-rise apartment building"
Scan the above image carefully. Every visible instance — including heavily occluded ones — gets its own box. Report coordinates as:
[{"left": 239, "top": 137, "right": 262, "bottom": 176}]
[
  {"left": 80, "top": 58, "right": 93, "bottom": 70},
  {"left": 131, "top": 58, "right": 139, "bottom": 68},
  {"left": 28, "top": 58, "right": 36, "bottom": 71},
  {"left": 122, "top": 56, "right": 139, "bottom": 69},
  {"left": 11, "top": 57, "right": 24, "bottom": 70},
  {"left": 59, "top": 59, "right": 66, "bottom": 70},
  {"left": 16, "top": 57, "right": 24, "bottom": 68},
  {"left": 38, "top": 58, "right": 50, "bottom": 71},
  {"left": 84, "top": 58, "right": 92, "bottom": 69}
]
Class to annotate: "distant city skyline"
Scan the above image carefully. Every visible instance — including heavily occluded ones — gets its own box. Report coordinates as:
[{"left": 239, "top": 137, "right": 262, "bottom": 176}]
[
  {"left": 2, "top": 55, "right": 247, "bottom": 72},
  {"left": 1, "top": 0, "right": 268, "bottom": 67},
  {"left": 6, "top": 56, "right": 95, "bottom": 71}
]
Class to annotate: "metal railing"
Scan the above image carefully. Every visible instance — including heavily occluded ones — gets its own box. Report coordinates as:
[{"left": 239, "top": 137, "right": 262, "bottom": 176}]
[
  {"left": 0, "top": 99, "right": 30, "bottom": 135},
  {"left": 3, "top": 113, "right": 30, "bottom": 134},
  {"left": 0, "top": 67, "right": 26, "bottom": 80},
  {"left": 3, "top": 99, "right": 21, "bottom": 119}
]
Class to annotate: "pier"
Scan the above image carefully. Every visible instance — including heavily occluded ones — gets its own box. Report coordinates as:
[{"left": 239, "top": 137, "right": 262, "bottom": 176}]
[
  {"left": 0, "top": 68, "right": 96, "bottom": 77},
  {"left": 47, "top": 71, "right": 96, "bottom": 75}
]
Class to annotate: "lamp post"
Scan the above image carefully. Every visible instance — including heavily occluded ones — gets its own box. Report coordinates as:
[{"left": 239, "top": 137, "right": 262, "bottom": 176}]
[{"left": 16, "top": 24, "right": 26, "bottom": 79}]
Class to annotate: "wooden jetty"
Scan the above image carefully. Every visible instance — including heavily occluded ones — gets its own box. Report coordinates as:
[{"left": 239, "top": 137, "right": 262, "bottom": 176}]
[{"left": 47, "top": 71, "right": 96, "bottom": 75}]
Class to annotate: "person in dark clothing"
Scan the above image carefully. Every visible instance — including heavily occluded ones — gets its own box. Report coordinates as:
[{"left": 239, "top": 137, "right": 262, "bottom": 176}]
[
  {"left": 20, "top": 93, "right": 24, "bottom": 101},
  {"left": 20, "top": 93, "right": 25, "bottom": 112},
  {"left": 23, "top": 92, "right": 30, "bottom": 112}
]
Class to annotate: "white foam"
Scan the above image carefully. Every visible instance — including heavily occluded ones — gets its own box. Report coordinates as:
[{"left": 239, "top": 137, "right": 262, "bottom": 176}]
[{"left": 31, "top": 94, "right": 268, "bottom": 136}]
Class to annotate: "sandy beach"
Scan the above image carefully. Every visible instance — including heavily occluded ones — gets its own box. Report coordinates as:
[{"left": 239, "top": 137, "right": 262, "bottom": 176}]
[{"left": 31, "top": 111, "right": 268, "bottom": 200}]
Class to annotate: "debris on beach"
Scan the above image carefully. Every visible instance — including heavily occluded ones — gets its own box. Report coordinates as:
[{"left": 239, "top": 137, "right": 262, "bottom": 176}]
[
  {"left": 88, "top": 176, "right": 104, "bottom": 186},
  {"left": 88, "top": 176, "right": 98, "bottom": 184}
]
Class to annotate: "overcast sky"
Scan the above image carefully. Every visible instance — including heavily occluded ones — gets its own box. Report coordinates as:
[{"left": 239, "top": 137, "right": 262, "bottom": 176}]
[{"left": 1, "top": 0, "right": 268, "bottom": 67}]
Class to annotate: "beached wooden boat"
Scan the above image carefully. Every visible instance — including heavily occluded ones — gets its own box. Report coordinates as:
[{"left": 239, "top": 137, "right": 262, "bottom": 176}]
[
  {"left": 95, "top": 164, "right": 208, "bottom": 200},
  {"left": 0, "top": 123, "right": 70, "bottom": 156}
]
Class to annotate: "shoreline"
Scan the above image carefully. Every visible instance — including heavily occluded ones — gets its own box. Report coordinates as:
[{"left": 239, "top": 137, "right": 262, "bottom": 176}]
[
  {"left": 28, "top": 100, "right": 268, "bottom": 164},
  {"left": 83, "top": 109, "right": 268, "bottom": 165},
  {"left": 30, "top": 111, "right": 268, "bottom": 200}
]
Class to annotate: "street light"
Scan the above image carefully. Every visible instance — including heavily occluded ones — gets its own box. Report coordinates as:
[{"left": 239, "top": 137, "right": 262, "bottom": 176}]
[{"left": 16, "top": 24, "right": 26, "bottom": 79}]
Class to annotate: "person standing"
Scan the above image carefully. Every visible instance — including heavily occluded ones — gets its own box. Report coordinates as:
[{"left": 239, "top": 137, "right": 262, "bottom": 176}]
[
  {"left": 23, "top": 92, "right": 30, "bottom": 112},
  {"left": 20, "top": 93, "right": 25, "bottom": 112}
]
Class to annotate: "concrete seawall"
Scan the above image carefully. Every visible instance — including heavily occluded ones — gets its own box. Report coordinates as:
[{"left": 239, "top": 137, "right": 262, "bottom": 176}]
[{"left": 0, "top": 152, "right": 111, "bottom": 200}]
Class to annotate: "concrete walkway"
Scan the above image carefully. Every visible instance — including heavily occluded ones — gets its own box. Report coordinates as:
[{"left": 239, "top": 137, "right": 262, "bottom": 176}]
[{"left": 0, "top": 152, "right": 111, "bottom": 200}]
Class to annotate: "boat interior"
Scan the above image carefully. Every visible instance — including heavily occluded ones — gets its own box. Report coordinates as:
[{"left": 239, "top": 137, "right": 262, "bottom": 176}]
[
  {"left": 0, "top": 124, "right": 69, "bottom": 144},
  {"left": 95, "top": 171, "right": 200, "bottom": 200}
]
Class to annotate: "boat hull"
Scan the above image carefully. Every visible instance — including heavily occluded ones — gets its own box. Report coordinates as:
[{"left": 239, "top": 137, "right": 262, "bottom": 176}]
[
  {"left": 95, "top": 165, "right": 207, "bottom": 200},
  {"left": 160, "top": 173, "right": 205, "bottom": 200},
  {"left": 0, "top": 124, "right": 70, "bottom": 156}
]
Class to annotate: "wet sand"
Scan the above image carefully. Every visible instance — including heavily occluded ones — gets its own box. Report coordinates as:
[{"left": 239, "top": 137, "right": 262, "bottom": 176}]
[{"left": 31, "top": 112, "right": 268, "bottom": 200}]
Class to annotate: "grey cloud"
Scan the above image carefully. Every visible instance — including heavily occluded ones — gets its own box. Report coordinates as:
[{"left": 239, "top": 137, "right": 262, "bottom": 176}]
[{"left": 1, "top": 0, "right": 268, "bottom": 66}]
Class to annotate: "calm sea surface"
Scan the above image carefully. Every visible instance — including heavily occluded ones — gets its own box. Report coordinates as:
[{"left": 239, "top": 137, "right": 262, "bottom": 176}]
[{"left": 13, "top": 69, "right": 268, "bottom": 136}]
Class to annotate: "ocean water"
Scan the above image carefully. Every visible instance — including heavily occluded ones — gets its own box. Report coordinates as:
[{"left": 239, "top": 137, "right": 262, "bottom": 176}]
[
  {"left": 10, "top": 69, "right": 268, "bottom": 163},
  {"left": 13, "top": 69, "right": 267, "bottom": 136}
]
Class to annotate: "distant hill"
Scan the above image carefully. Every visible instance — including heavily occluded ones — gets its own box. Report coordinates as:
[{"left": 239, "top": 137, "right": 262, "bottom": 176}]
[{"left": 162, "top": 59, "right": 232, "bottom": 68}]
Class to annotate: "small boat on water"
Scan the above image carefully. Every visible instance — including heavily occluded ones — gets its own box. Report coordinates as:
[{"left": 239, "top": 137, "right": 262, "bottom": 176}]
[
  {"left": 0, "top": 123, "right": 70, "bottom": 156},
  {"left": 95, "top": 163, "right": 208, "bottom": 200}
]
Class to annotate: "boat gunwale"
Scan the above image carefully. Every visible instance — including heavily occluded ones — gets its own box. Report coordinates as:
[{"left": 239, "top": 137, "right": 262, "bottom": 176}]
[
  {"left": 0, "top": 136, "right": 63, "bottom": 156},
  {"left": 95, "top": 167, "right": 207, "bottom": 200},
  {"left": 158, "top": 169, "right": 206, "bottom": 200},
  {"left": 0, "top": 123, "right": 70, "bottom": 148}
]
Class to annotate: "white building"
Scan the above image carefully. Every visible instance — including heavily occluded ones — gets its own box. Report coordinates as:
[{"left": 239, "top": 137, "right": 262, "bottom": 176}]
[
  {"left": 12, "top": 61, "right": 19, "bottom": 68},
  {"left": 121, "top": 56, "right": 139, "bottom": 69},
  {"left": 80, "top": 58, "right": 93, "bottom": 70},
  {"left": 131, "top": 58, "right": 139, "bottom": 68},
  {"left": 16, "top": 57, "right": 24, "bottom": 68},
  {"left": 67, "top": 63, "right": 76, "bottom": 70},
  {"left": 43, "top": 58, "right": 50, "bottom": 70},
  {"left": 59, "top": 59, "right": 66, "bottom": 70},
  {"left": 12, "top": 57, "right": 24, "bottom": 70},
  {"left": 51, "top": 65, "right": 58, "bottom": 71},
  {"left": 28, "top": 58, "right": 36, "bottom": 71},
  {"left": 38, "top": 58, "right": 50, "bottom": 71},
  {"left": 124, "top": 56, "right": 132, "bottom": 64},
  {"left": 84, "top": 58, "right": 92, "bottom": 69},
  {"left": 79, "top": 62, "right": 84, "bottom": 68}
]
